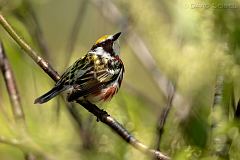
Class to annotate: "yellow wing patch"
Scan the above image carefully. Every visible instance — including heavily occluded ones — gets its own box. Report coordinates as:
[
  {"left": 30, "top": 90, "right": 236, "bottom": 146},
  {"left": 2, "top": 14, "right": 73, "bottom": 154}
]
[{"left": 95, "top": 35, "right": 110, "bottom": 44}]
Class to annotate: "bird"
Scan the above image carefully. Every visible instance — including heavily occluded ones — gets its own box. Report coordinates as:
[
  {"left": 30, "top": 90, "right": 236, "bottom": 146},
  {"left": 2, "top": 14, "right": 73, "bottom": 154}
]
[{"left": 34, "top": 32, "right": 124, "bottom": 104}]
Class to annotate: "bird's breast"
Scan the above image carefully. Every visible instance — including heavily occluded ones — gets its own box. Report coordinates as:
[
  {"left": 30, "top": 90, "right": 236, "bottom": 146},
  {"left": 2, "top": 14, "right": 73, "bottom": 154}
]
[{"left": 86, "top": 83, "right": 119, "bottom": 103}]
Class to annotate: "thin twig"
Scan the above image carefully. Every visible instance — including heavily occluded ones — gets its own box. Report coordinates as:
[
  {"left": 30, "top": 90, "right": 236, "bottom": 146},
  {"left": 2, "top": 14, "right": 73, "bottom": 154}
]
[
  {"left": 0, "top": 14, "right": 170, "bottom": 160},
  {"left": 155, "top": 84, "right": 175, "bottom": 151},
  {"left": 0, "top": 42, "right": 25, "bottom": 122}
]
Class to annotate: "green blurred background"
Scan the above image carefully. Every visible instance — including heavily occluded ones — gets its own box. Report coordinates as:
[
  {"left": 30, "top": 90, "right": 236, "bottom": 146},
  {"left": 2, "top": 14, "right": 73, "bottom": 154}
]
[{"left": 0, "top": 0, "right": 240, "bottom": 159}]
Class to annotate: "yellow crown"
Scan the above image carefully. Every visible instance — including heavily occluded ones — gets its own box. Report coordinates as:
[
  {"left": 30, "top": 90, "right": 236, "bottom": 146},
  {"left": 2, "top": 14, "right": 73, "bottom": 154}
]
[{"left": 95, "top": 35, "right": 110, "bottom": 44}]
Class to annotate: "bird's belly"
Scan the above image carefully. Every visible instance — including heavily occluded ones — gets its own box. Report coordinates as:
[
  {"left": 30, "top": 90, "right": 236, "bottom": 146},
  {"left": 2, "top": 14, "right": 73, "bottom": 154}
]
[{"left": 86, "top": 85, "right": 118, "bottom": 103}]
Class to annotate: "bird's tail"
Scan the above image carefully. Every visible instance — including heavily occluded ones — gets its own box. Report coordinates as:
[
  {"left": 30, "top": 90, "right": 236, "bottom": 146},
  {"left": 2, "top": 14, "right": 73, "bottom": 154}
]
[{"left": 34, "top": 86, "right": 65, "bottom": 104}]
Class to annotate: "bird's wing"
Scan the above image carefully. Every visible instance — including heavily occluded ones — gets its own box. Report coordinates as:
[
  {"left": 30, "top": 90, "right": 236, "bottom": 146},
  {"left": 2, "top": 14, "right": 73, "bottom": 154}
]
[{"left": 57, "top": 54, "right": 123, "bottom": 101}]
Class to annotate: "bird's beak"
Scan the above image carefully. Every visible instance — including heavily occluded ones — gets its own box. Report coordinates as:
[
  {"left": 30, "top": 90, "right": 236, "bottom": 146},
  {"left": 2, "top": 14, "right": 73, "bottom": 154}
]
[{"left": 112, "top": 32, "right": 121, "bottom": 41}]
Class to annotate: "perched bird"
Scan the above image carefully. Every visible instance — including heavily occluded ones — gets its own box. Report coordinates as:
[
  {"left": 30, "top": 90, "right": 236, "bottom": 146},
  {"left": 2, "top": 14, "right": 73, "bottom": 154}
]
[{"left": 34, "top": 32, "right": 124, "bottom": 104}]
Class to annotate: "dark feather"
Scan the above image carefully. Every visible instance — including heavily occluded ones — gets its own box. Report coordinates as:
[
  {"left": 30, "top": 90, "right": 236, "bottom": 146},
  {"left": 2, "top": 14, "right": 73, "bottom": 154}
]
[
  {"left": 67, "top": 82, "right": 106, "bottom": 101},
  {"left": 34, "top": 85, "right": 65, "bottom": 104}
]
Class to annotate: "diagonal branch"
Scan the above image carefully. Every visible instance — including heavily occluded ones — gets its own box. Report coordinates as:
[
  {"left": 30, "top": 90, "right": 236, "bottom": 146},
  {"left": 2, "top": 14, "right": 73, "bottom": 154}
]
[
  {"left": 0, "top": 14, "right": 170, "bottom": 160},
  {"left": 77, "top": 100, "right": 170, "bottom": 160},
  {"left": 0, "top": 14, "right": 59, "bottom": 81}
]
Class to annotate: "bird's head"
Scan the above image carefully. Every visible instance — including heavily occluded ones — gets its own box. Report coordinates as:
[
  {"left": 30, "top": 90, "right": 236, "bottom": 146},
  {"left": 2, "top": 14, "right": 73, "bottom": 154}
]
[{"left": 91, "top": 32, "right": 121, "bottom": 57}]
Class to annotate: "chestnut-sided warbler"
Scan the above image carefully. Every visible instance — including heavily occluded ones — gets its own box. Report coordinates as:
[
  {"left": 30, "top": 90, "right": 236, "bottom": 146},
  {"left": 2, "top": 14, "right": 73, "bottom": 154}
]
[{"left": 34, "top": 32, "right": 124, "bottom": 104}]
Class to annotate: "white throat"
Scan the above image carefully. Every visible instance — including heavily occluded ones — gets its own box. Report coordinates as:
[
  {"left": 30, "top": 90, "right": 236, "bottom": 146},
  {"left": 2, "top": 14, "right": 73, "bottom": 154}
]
[{"left": 89, "top": 47, "right": 111, "bottom": 59}]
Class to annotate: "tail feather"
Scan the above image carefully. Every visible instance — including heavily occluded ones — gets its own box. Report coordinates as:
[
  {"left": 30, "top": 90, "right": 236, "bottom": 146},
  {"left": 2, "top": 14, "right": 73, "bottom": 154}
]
[{"left": 34, "top": 86, "right": 64, "bottom": 104}]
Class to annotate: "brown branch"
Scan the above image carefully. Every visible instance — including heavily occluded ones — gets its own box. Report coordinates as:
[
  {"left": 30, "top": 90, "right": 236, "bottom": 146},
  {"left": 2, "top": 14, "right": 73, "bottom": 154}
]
[
  {"left": 0, "top": 43, "right": 37, "bottom": 160},
  {"left": 0, "top": 14, "right": 170, "bottom": 160},
  {"left": 77, "top": 100, "right": 170, "bottom": 160},
  {"left": 0, "top": 42, "right": 25, "bottom": 122}
]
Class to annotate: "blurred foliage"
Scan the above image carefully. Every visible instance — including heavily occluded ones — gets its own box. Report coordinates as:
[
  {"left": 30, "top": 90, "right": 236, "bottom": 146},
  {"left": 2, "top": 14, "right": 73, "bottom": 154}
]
[{"left": 1, "top": 0, "right": 240, "bottom": 159}]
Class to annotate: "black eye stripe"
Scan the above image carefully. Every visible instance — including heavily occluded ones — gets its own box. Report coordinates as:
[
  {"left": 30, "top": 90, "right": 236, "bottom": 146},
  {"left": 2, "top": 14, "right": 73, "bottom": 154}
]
[{"left": 90, "top": 39, "right": 114, "bottom": 54}]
